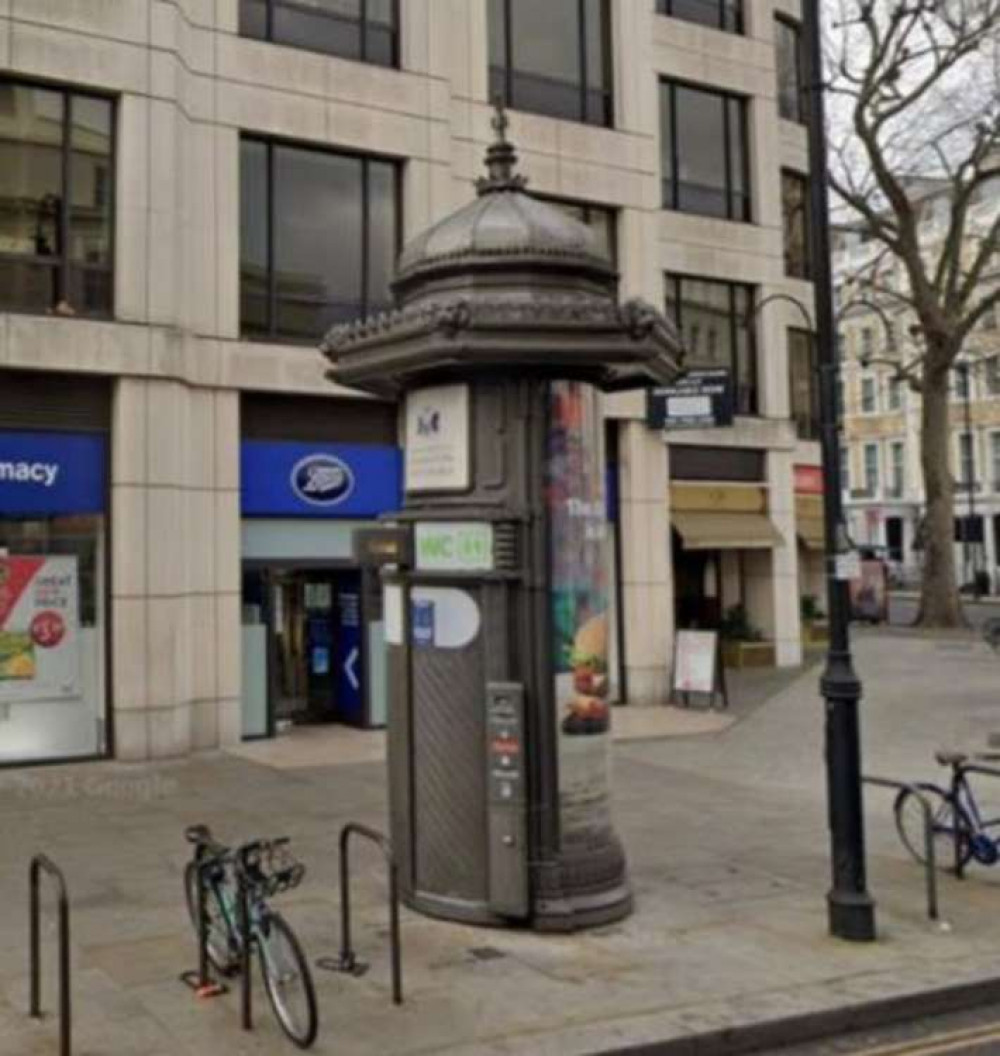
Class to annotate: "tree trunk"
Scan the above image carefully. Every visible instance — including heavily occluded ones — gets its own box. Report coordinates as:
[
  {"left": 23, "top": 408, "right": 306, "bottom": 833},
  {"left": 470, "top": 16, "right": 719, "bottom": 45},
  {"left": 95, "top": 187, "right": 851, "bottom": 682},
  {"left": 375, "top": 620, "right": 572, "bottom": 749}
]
[{"left": 916, "top": 366, "right": 964, "bottom": 627}]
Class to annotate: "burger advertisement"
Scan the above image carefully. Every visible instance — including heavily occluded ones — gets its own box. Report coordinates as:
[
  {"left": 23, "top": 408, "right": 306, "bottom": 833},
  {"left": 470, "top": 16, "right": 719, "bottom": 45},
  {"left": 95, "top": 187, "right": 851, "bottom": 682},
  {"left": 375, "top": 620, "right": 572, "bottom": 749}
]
[{"left": 546, "top": 381, "right": 615, "bottom": 840}]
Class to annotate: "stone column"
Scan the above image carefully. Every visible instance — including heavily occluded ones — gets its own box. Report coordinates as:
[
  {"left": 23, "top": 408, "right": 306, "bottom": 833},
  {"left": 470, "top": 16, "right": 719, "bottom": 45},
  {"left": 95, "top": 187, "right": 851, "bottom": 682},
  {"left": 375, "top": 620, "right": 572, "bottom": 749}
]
[
  {"left": 768, "top": 448, "right": 803, "bottom": 666},
  {"left": 111, "top": 378, "right": 241, "bottom": 760},
  {"left": 618, "top": 421, "right": 671, "bottom": 704}
]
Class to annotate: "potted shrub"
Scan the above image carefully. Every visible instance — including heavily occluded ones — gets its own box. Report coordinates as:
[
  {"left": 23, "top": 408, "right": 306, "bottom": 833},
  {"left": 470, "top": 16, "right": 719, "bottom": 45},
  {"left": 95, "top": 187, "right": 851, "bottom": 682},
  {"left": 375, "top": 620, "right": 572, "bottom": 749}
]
[
  {"left": 719, "top": 604, "right": 776, "bottom": 669},
  {"left": 800, "top": 594, "right": 829, "bottom": 646}
]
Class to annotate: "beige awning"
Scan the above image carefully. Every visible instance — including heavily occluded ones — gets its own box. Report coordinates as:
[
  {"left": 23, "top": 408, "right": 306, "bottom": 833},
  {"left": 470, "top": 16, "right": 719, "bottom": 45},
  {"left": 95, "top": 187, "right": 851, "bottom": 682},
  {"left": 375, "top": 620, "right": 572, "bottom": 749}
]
[
  {"left": 797, "top": 519, "right": 826, "bottom": 550},
  {"left": 795, "top": 494, "right": 826, "bottom": 550},
  {"left": 672, "top": 510, "right": 784, "bottom": 550}
]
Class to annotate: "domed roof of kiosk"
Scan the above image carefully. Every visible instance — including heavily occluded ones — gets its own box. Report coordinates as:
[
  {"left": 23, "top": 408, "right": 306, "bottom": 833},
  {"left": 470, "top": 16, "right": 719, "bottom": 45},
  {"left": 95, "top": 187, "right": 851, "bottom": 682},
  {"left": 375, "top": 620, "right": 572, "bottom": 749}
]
[{"left": 394, "top": 109, "right": 615, "bottom": 290}]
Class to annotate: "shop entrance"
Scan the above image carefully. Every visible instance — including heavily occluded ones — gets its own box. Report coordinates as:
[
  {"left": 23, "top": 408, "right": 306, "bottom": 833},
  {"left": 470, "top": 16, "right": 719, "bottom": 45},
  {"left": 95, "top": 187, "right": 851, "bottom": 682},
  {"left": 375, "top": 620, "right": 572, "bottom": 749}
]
[{"left": 242, "top": 566, "right": 369, "bottom": 736}]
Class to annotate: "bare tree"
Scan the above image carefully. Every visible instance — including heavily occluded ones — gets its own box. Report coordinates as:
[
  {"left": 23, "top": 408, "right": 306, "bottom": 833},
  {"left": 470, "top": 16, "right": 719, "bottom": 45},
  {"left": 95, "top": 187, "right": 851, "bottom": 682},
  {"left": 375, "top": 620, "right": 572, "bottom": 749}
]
[{"left": 827, "top": 0, "right": 1000, "bottom": 626}]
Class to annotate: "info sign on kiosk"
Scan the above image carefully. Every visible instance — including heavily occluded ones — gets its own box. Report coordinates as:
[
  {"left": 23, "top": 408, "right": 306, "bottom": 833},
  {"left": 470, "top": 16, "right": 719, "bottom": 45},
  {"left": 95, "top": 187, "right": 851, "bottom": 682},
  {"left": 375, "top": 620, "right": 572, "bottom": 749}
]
[{"left": 670, "top": 629, "right": 728, "bottom": 710}]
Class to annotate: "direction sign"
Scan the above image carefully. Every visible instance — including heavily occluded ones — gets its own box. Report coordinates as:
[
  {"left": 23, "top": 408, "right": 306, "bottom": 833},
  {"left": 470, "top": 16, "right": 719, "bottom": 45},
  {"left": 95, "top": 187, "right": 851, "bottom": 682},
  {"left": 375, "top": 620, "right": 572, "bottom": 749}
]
[{"left": 646, "top": 368, "right": 734, "bottom": 430}]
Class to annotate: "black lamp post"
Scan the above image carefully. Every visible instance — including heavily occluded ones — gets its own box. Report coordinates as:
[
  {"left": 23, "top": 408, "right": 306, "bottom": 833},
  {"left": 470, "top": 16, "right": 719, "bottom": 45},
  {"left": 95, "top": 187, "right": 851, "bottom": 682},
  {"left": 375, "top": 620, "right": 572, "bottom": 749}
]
[{"left": 803, "top": 0, "right": 877, "bottom": 941}]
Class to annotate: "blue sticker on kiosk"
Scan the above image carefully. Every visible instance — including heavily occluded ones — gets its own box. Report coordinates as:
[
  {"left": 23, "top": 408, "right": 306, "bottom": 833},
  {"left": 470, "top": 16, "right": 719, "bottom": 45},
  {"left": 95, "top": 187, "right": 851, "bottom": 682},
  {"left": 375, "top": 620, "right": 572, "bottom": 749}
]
[{"left": 412, "top": 599, "right": 435, "bottom": 648}]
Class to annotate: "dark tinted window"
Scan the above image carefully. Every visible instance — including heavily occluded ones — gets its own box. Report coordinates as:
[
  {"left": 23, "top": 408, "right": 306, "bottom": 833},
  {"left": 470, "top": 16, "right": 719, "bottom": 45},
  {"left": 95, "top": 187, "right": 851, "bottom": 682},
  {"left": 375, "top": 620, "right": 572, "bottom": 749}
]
[
  {"left": 781, "top": 170, "right": 812, "bottom": 279},
  {"left": 660, "top": 80, "right": 750, "bottom": 222},
  {"left": 656, "top": 0, "right": 743, "bottom": 34},
  {"left": 240, "top": 0, "right": 398, "bottom": 68},
  {"left": 775, "top": 18, "right": 806, "bottom": 123},
  {"left": 0, "top": 80, "right": 114, "bottom": 317},
  {"left": 665, "top": 274, "right": 757, "bottom": 415},
  {"left": 488, "top": 0, "right": 613, "bottom": 127},
  {"left": 240, "top": 137, "right": 400, "bottom": 342},
  {"left": 788, "top": 328, "right": 819, "bottom": 440},
  {"left": 534, "top": 195, "right": 618, "bottom": 266}
]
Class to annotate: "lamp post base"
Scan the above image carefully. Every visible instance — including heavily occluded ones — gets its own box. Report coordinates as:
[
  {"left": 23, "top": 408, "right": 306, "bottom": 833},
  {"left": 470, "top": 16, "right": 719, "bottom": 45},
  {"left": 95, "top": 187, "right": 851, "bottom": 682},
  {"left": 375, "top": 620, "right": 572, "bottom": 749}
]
[{"left": 828, "top": 889, "right": 877, "bottom": 942}]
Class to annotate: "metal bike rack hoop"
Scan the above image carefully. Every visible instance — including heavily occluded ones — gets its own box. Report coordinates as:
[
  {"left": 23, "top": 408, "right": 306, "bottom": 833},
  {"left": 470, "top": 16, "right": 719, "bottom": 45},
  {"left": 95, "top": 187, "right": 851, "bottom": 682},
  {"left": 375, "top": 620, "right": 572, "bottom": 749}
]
[
  {"left": 862, "top": 775, "right": 942, "bottom": 924},
  {"left": 318, "top": 822, "right": 403, "bottom": 1006},
  {"left": 29, "top": 853, "right": 72, "bottom": 1056}
]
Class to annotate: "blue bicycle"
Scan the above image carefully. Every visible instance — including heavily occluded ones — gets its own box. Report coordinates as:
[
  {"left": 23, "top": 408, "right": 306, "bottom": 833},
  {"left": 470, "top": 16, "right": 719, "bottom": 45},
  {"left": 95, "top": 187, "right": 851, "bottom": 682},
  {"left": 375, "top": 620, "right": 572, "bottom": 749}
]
[{"left": 894, "top": 751, "right": 1000, "bottom": 871}]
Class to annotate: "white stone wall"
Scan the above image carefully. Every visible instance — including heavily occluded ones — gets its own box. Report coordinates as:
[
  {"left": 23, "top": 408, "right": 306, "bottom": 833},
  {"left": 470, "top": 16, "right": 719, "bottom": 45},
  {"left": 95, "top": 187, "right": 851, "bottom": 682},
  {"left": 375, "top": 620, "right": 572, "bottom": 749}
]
[{"left": 0, "top": 0, "right": 818, "bottom": 750}]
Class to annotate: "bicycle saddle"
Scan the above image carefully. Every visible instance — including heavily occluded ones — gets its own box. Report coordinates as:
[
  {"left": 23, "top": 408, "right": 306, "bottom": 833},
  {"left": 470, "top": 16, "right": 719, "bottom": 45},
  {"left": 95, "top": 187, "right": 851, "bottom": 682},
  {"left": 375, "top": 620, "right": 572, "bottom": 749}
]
[
  {"left": 185, "top": 823, "right": 213, "bottom": 845},
  {"left": 935, "top": 750, "right": 967, "bottom": 766}
]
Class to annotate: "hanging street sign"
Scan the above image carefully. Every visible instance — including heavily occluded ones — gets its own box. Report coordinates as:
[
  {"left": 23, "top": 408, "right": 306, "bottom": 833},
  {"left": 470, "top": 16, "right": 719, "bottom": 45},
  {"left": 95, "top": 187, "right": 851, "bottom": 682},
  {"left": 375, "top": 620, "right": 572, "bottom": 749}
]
[{"left": 646, "top": 368, "right": 734, "bottom": 430}]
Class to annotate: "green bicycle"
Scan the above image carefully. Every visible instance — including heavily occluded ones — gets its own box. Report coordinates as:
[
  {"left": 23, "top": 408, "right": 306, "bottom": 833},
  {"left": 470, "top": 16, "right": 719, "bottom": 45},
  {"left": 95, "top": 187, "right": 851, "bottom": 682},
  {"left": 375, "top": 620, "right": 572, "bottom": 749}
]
[{"left": 183, "top": 824, "right": 318, "bottom": 1049}]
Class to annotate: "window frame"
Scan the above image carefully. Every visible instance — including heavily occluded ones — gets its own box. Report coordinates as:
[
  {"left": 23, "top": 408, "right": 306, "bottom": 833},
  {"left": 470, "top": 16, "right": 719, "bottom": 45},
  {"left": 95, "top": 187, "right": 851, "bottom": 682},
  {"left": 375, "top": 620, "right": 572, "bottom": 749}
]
[
  {"left": 659, "top": 78, "right": 752, "bottom": 223},
  {"left": 957, "top": 430, "right": 977, "bottom": 488},
  {"left": 781, "top": 168, "right": 812, "bottom": 279},
  {"left": 489, "top": 0, "right": 614, "bottom": 128},
  {"left": 240, "top": 0, "right": 401, "bottom": 68},
  {"left": 863, "top": 442, "right": 879, "bottom": 495},
  {"left": 860, "top": 374, "right": 877, "bottom": 414},
  {"left": 990, "top": 430, "right": 1000, "bottom": 491},
  {"left": 656, "top": 0, "right": 744, "bottom": 34},
  {"left": 530, "top": 192, "right": 619, "bottom": 267},
  {"left": 239, "top": 133, "right": 402, "bottom": 345},
  {"left": 774, "top": 15, "right": 807, "bottom": 124},
  {"left": 0, "top": 76, "right": 117, "bottom": 320},
  {"left": 787, "top": 327, "right": 819, "bottom": 440},
  {"left": 889, "top": 439, "right": 905, "bottom": 496},
  {"left": 664, "top": 271, "right": 759, "bottom": 416}
]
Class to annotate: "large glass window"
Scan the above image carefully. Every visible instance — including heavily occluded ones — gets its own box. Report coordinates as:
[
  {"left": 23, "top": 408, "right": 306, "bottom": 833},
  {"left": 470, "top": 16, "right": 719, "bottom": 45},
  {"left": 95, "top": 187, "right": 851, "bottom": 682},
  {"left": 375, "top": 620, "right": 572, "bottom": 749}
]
[
  {"left": 665, "top": 274, "right": 757, "bottom": 415},
  {"left": 659, "top": 80, "right": 750, "bottom": 222},
  {"left": 889, "top": 440, "right": 905, "bottom": 496},
  {"left": 535, "top": 195, "right": 618, "bottom": 266},
  {"left": 781, "top": 170, "right": 812, "bottom": 279},
  {"left": 240, "top": 0, "right": 398, "bottom": 67},
  {"left": 863, "top": 443, "right": 879, "bottom": 494},
  {"left": 788, "top": 328, "right": 818, "bottom": 440},
  {"left": 488, "top": 0, "right": 613, "bottom": 127},
  {"left": 959, "top": 432, "right": 976, "bottom": 488},
  {"left": 0, "top": 80, "right": 114, "bottom": 317},
  {"left": 240, "top": 137, "right": 399, "bottom": 342},
  {"left": 775, "top": 17, "right": 806, "bottom": 123},
  {"left": 656, "top": 0, "right": 743, "bottom": 33}
]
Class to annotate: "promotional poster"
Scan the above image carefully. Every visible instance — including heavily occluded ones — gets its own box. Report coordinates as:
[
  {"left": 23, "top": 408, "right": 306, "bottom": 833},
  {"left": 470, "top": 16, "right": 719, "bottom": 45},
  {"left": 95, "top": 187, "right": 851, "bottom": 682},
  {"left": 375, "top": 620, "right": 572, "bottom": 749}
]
[
  {"left": 0, "top": 555, "right": 80, "bottom": 703},
  {"left": 545, "top": 381, "right": 614, "bottom": 850}
]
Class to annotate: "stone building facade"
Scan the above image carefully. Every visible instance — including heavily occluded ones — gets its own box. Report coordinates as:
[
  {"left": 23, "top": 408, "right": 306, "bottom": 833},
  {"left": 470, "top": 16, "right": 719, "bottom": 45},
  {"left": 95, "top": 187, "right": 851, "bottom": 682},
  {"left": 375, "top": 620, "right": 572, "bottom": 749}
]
[{"left": 0, "top": 0, "right": 820, "bottom": 764}]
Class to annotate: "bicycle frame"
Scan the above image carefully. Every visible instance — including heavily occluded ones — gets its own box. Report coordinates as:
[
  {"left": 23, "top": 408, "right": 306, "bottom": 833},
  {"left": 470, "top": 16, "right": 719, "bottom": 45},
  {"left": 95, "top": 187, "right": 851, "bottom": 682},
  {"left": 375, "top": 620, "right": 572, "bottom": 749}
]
[{"left": 951, "top": 767, "right": 1000, "bottom": 839}]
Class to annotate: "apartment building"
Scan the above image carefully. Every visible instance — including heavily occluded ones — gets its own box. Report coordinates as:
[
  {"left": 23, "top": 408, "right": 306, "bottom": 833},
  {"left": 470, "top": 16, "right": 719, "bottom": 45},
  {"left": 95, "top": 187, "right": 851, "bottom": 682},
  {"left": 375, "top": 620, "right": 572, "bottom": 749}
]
[
  {"left": 835, "top": 178, "right": 1000, "bottom": 590},
  {"left": 0, "top": 0, "right": 821, "bottom": 766}
]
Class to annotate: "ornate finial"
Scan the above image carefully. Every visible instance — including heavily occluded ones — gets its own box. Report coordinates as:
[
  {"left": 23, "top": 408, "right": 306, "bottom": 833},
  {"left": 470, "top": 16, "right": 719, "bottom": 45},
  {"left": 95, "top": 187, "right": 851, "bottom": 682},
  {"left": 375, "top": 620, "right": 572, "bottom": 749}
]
[{"left": 476, "top": 96, "right": 527, "bottom": 195}]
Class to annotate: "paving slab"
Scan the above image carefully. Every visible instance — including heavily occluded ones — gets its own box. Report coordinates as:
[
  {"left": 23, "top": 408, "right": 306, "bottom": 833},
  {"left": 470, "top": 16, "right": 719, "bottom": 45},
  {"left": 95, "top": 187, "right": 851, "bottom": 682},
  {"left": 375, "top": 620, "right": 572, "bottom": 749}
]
[{"left": 2, "top": 633, "right": 1000, "bottom": 1054}]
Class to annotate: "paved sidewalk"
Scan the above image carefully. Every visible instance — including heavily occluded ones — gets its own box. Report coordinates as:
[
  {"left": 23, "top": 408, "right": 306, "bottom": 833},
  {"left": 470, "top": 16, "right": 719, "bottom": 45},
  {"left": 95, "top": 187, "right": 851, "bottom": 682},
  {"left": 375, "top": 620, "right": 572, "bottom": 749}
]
[{"left": 2, "top": 632, "right": 1000, "bottom": 1054}]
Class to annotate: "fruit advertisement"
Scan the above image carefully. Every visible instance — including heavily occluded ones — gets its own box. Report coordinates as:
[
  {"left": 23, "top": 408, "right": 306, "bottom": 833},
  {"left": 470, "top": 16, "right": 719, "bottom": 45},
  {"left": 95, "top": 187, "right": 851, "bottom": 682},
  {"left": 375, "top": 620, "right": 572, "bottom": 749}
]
[
  {"left": 0, "top": 555, "right": 80, "bottom": 703},
  {"left": 545, "top": 381, "right": 614, "bottom": 847}
]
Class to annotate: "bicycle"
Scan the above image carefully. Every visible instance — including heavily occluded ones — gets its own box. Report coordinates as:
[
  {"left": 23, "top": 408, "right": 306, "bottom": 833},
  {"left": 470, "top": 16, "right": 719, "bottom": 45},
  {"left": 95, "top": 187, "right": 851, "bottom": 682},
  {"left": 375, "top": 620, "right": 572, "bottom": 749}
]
[
  {"left": 894, "top": 751, "right": 1000, "bottom": 873},
  {"left": 183, "top": 824, "right": 318, "bottom": 1049}
]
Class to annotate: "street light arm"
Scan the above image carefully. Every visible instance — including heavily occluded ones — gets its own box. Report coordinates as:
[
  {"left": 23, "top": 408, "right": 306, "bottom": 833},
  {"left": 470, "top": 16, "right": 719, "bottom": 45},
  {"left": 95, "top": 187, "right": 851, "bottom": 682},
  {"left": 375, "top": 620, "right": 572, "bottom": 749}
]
[{"left": 744, "top": 292, "right": 814, "bottom": 333}]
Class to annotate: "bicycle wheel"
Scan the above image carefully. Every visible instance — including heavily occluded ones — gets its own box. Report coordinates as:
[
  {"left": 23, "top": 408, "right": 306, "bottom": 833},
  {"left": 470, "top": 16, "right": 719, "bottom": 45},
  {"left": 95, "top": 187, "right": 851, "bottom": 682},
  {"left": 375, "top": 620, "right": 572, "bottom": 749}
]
[
  {"left": 258, "top": 911, "right": 318, "bottom": 1049},
  {"left": 893, "top": 785, "right": 972, "bottom": 871},
  {"left": 184, "top": 860, "right": 239, "bottom": 975}
]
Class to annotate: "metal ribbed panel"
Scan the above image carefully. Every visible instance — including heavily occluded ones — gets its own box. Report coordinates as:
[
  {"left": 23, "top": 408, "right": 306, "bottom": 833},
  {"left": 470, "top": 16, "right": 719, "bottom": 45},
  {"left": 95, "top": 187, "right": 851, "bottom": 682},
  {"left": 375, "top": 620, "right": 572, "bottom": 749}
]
[
  {"left": 412, "top": 618, "right": 487, "bottom": 902},
  {"left": 493, "top": 521, "right": 520, "bottom": 571}
]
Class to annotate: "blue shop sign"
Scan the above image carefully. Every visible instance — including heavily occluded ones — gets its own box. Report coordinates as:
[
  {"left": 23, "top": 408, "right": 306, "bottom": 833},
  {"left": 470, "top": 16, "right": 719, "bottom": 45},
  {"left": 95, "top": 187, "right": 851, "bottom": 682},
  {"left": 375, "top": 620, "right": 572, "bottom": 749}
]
[
  {"left": 0, "top": 431, "right": 107, "bottom": 515},
  {"left": 241, "top": 440, "right": 402, "bottom": 518}
]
